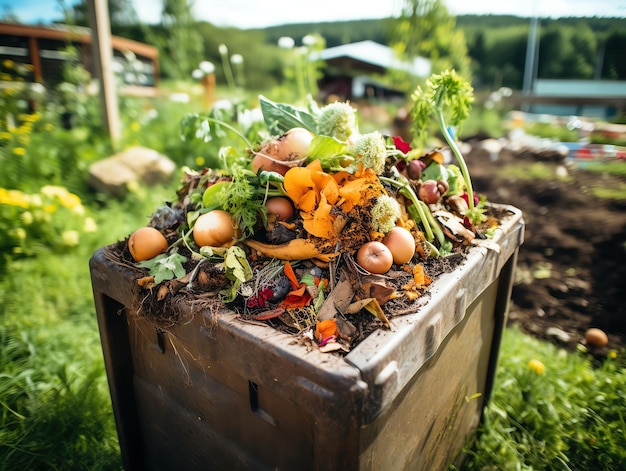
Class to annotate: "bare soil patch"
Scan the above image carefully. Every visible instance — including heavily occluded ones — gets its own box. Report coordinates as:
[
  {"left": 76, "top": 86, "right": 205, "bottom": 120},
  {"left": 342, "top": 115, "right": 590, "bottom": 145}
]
[{"left": 469, "top": 145, "right": 626, "bottom": 353}]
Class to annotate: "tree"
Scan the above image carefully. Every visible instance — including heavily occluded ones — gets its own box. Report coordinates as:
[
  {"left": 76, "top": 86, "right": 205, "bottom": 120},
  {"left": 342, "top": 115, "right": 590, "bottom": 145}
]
[
  {"left": 153, "top": 0, "right": 204, "bottom": 80},
  {"left": 390, "top": 0, "right": 471, "bottom": 80},
  {"left": 538, "top": 24, "right": 596, "bottom": 79},
  {"left": 67, "top": 0, "right": 139, "bottom": 30},
  {"left": 602, "top": 29, "right": 626, "bottom": 80}
]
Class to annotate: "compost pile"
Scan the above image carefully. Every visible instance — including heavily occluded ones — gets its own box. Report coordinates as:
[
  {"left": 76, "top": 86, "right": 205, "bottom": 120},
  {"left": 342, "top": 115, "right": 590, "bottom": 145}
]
[{"left": 112, "top": 73, "right": 516, "bottom": 353}]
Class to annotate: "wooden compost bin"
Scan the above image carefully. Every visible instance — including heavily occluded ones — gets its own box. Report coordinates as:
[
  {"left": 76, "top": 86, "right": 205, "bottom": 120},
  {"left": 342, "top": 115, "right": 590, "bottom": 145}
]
[{"left": 89, "top": 204, "right": 524, "bottom": 471}]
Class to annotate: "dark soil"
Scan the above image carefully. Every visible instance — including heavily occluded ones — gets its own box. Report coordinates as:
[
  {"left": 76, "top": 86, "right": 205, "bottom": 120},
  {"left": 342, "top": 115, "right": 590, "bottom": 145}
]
[{"left": 468, "top": 145, "right": 626, "bottom": 353}]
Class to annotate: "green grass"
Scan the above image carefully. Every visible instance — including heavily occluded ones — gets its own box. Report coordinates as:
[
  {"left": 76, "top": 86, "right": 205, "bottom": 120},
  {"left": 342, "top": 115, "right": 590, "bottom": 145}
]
[
  {"left": 0, "top": 183, "right": 174, "bottom": 470},
  {"left": 460, "top": 327, "right": 626, "bottom": 470},
  {"left": 582, "top": 160, "right": 626, "bottom": 178}
]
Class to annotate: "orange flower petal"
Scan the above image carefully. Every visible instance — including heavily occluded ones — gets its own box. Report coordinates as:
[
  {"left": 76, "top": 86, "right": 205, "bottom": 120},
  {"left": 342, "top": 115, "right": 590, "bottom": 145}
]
[
  {"left": 338, "top": 178, "right": 366, "bottom": 205},
  {"left": 284, "top": 167, "right": 315, "bottom": 207},
  {"left": 299, "top": 190, "right": 318, "bottom": 212},
  {"left": 321, "top": 178, "right": 339, "bottom": 205},
  {"left": 315, "top": 319, "right": 338, "bottom": 341}
]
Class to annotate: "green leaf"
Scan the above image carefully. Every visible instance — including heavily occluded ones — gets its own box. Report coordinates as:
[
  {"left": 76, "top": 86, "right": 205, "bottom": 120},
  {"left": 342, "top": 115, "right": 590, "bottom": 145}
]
[
  {"left": 202, "top": 181, "right": 229, "bottom": 210},
  {"left": 137, "top": 251, "right": 188, "bottom": 284},
  {"left": 259, "top": 95, "right": 317, "bottom": 135},
  {"left": 224, "top": 246, "right": 252, "bottom": 283},
  {"left": 421, "top": 161, "right": 449, "bottom": 182},
  {"left": 306, "top": 135, "right": 349, "bottom": 170},
  {"left": 180, "top": 113, "right": 216, "bottom": 143}
]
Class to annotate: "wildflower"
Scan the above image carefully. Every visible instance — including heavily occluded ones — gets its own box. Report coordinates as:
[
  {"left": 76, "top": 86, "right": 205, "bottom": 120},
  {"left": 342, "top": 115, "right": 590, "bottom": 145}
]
[
  {"left": 352, "top": 131, "right": 387, "bottom": 174},
  {"left": 195, "top": 156, "right": 205, "bottom": 166},
  {"left": 317, "top": 102, "right": 357, "bottom": 142},
  {"left": 83, "top": 217, "right": 98, "bottom": 233},
  {"left": 44, "top": 204, "right": 57, "bottom": 213},
  {"left": 61, "top": 230, "right": 80, "bottom": 247},
  {"left": 12, "top": 147, "right": 26, "bottom": 156},
  {"left": 278, "top": 36, "right": 295, "bottom": 49},
  {"left": 21, "top": 211, "right": 33, "bottom": 225},
  {"left": 608, "top": 350, "right": 617, "bottom": 359},
  {"left": 2, "top": 189, "right": 29, "bottom": 208},
  {"left": 371, "top": 194, "right": 401, "bottom": 234},
  {"left": 130, "top": 121, "right": 140, "bottom": 132},
  {"left": 238, "top": 107, "right": 263, "bottom": 132},
  {"left": 528, "top": 359, "right": 545, "bottom": 375},
  {"left": 71, "top": 204, "right": 85, "bottom": 216},
  {"left": 392, "top": 135, "right": 412, "bottom": 154}
]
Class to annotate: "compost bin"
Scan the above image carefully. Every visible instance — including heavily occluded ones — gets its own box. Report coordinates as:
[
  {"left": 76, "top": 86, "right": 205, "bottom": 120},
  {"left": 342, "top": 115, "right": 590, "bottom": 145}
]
[{"left": 90, "top": 203, "right": 523, "bottom": 471}]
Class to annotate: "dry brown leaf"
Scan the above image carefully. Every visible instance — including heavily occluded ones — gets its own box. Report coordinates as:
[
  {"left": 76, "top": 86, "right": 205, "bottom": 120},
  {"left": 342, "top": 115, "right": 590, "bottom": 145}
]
[{"left": 317, "top": 276, "right": 355, "bottom": 321}]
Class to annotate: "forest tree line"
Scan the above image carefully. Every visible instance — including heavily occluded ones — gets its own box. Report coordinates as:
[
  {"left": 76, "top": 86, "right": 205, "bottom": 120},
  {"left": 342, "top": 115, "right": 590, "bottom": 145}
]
[{"left": 6, "top": 0, "right": 623, "bottom": 93}]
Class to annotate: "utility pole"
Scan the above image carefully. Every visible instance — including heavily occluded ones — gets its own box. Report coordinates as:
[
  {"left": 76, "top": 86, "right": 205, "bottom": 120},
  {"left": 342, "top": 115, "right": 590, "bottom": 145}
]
[
  {"left": 522, "top": 0, "right": 540, "bottom": 113},
  {"left": 86, "top": 0, "right": 121, "bottom": 146}
]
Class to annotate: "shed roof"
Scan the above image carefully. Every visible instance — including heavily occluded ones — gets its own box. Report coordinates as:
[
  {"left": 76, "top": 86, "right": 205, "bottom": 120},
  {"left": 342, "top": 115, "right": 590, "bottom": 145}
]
[{"left": 314, "top": 40, "right": 431, "bottom": 77}]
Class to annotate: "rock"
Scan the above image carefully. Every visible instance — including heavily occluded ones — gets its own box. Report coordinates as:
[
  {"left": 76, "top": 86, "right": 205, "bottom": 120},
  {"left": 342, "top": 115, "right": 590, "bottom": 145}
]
[
  {"left": 88, "top": 146, "right": 176, "bottom": 197},
  {"left": 546, "top": 326, "right": 573, "bottom": 343}
]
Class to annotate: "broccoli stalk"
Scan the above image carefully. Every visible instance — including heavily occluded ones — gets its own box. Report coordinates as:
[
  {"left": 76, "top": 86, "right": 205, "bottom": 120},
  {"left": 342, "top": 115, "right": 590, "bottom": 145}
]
[{"left": 411, "top": 70, "right": 484, "bottom": 225}]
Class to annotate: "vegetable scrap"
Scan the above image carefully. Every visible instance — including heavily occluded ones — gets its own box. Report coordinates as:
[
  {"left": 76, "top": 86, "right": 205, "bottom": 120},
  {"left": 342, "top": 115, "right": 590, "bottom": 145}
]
[{"left": 121, "top": 70, "right": 509, "bottom": 354}]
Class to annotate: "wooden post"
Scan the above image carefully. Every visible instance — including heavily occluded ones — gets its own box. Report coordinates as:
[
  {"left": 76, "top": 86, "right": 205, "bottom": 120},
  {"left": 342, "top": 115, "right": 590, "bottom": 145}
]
[
  {"left": 86, "top": 0, "right": 121, "bottom": 146},
  {"left": 202, "top": 73, "right": 215, "bottom": 110}
]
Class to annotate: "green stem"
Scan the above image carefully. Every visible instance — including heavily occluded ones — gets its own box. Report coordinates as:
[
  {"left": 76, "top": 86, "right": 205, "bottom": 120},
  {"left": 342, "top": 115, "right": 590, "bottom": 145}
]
[
  {"left": 435, "top": 107, "right": 475, "bottom": 211},
  {"left": 418, "top": 200, "right": 448, "bottom": 250},
  {"left": 220, "top": 49, "right": 237, "bottom": 91},
  {"left": 204, "top": 116, "right": 253, "bottom": 149},
  {"left": 380, "top": 173, "right": 434, "bottom": 243}
]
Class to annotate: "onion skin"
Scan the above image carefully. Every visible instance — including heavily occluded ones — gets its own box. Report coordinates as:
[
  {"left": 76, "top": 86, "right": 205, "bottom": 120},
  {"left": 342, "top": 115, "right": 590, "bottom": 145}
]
[
  {"left": 383, "top": 227, "right": 416, "bottom": 264},
  {"left": 356, "top": 241, "right": 393, "bottom": 274},
  {"left": 407, "top": 159, "right": 426, "bottom": 180},
  {"left": 252, "top": 127, "right": 313, "bottom": 175},
  {"left": 584, "top": 328, "right": 608, "bottom": 347},
  {"left": 193, "top": 210, "right": 237, "bottom": 247},
  {"left": 128, "top": 227, "right": 168, "bottom": 261},
  {"left": 265, "top": 197, "right": 294, "bottom": 221}
]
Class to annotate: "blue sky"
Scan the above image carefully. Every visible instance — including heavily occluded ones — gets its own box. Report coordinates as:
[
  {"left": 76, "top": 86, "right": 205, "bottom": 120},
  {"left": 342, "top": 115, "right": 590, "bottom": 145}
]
[{"left": 2, "top": 0, "right": 625, "bottom": 27}]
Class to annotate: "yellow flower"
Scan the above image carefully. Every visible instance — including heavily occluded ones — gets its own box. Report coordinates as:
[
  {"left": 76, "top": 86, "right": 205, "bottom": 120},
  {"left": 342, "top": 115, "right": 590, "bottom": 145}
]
[
  {"left": 608, "top": 350, "right": 617, "bottom": 359},
  {"left": 0, "top": 131, "right": 12, "bottom": 140},
  {"left": 130, "top": 121, "right": 141, "bottom": 132},
  {"left": 44, "top": 204, "right": 57, "bottom": 213},
  {"left": 83, "top": 217, "right": 98, "bottom": 233},
  {"left": 2, "top": 59, "right": 14, "bottom": 69},
  {"left": 21, "top": 211, "right": 33, "bottom": 225},
  {"left": 195, "top": 156, "right": 205, "bottom": 166},
  {"left": 12, "top": 147, "right": 26, "bottom": 156},
  {"left": 71, "top": 203, "right": 85, "bottom": 215},
  {"left": 0, "top": 189, "right": 29, "bottom": 208},
  {"left": 528, "top": 359, "right": 545, "bottom": 375},
  {"left": 61, "top": 230, "right": 80, "bottom": 247}
]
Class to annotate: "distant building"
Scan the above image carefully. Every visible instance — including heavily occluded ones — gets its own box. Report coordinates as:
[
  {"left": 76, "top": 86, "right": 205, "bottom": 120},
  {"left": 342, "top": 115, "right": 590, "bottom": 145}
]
[
  {"left": 312, "top": 40, "right": 431, "bottom": 102},
  {"left": 0, "top": 22, "right": 159, "bottom": 94},
  {"left": 514, "top": 79, "right": 626, "bottom": 120}
]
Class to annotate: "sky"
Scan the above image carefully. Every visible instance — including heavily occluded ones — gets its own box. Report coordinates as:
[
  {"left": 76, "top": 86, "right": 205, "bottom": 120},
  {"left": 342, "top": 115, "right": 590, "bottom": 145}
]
[{"left": 2, "top": 0, "right": 625, "bottom": 27}]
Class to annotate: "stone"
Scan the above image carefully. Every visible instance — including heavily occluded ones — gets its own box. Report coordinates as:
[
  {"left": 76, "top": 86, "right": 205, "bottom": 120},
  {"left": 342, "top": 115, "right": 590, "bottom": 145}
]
[{"left": 88, "top": 146, "right": 176, "bottom": 197}]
